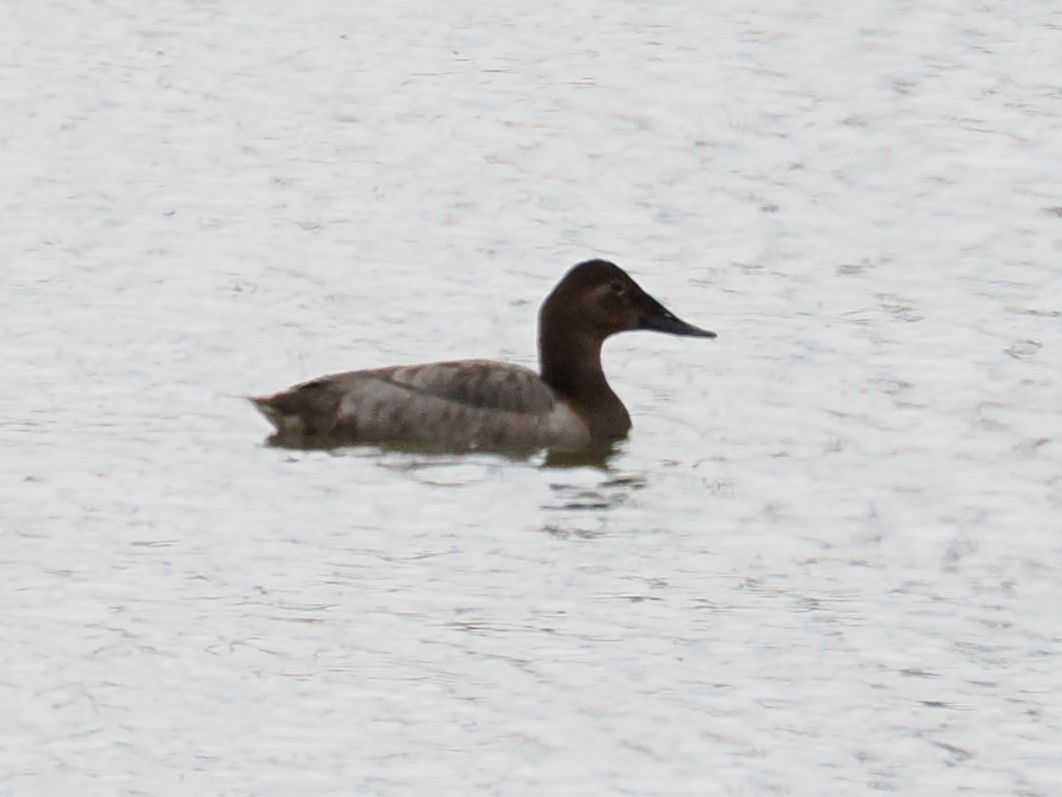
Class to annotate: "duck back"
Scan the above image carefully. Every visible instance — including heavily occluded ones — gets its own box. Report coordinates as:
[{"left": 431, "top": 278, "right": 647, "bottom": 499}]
[{"left": 252, "top": 360, "right": 590, "bottom": 452}]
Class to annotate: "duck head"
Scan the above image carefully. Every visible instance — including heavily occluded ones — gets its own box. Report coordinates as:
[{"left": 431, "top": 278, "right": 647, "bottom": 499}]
[{"left": 540, "top": 259, "right": 716, "bottom": 341}]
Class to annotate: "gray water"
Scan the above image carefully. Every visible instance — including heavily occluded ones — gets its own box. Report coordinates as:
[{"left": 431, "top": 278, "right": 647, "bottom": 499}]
[{"left": 3, "top": 1, "right": 1061, "bottom": 794}]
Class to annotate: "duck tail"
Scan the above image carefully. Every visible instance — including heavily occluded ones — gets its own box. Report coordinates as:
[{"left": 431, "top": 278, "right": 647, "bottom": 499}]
[{"left": 247, "top": 393, "right": 302, "bottom": 435}]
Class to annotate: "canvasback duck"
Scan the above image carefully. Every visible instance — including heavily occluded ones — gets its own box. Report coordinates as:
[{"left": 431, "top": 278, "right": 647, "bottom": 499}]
[{"left": 251, "top": 259, "right": 715, "bottom": 453}]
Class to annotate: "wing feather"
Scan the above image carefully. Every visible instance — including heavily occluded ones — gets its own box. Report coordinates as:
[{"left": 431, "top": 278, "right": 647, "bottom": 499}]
[
  {"left": 254, "top": 360, "right": 574, "bottom": 450},
  {"left": 327, "top": 360, "right": 556, "bottom": 415}
]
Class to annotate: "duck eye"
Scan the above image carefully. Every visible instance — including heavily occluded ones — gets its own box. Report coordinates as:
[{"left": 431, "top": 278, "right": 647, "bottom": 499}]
[{"left": 609, "top": 280, "right": 625, "bottom": 294}]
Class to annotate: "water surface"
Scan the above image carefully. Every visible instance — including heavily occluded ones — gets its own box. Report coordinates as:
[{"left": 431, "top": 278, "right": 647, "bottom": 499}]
[{"left": 3, "top": 1, "right": 1061, "bottom": 794}]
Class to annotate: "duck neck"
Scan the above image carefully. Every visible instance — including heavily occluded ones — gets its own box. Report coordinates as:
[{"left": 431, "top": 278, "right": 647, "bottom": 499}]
[{"left": 539, "top": 326, "right": 631, "bottom": 438}]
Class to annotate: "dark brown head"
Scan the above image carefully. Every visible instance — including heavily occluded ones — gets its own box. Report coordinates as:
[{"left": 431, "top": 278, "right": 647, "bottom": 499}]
[
  {"left": 540, "top": 259, "right": 716, "bottom": 342},
  {"left": 537, "top": 260, "right": 714, "bottom": 440}
]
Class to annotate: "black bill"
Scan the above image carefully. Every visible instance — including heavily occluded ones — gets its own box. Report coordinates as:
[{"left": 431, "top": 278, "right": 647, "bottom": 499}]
[{"left": 638, "top": 293, "right": 717, "bottom": 338}]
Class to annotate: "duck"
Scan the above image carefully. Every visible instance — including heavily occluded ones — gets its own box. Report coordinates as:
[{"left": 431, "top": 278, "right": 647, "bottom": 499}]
[{"left": 250, "top": 259, "right": 715, "bottom": 453}]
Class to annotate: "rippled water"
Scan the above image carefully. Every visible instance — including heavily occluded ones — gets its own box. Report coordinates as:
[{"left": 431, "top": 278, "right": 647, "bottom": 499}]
[{"left": 4, "top": 0, "right": 1061, "bottom": 794}]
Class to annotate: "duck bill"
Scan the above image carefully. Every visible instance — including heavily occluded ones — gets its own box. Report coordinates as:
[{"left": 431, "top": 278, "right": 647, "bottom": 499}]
[{"left": 638, "top": 294, "right": 717, "bottom": 338}]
